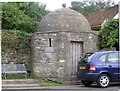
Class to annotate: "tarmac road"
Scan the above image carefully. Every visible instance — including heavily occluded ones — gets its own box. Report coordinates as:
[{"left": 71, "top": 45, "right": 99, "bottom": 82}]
[{"left": 2, "top": 83, "right": 120, "bottom": 91}]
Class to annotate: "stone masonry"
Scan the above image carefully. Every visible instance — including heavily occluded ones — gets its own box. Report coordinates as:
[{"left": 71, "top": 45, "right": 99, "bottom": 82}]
[{"left": 31, "top": 7, "right": 98, "bottom": 83}]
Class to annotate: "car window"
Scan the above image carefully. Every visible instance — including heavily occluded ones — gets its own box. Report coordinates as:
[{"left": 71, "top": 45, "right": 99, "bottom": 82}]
[
  {"left": 99, "top": 54, "right": 107, "bottom": 62},
  {"left": 87, "top": 54, "right": 95, "bottom": 63},
  {"left": 107, "top": 52, "right": 118, "bottom": 63},
  {"left": 80, "top": 53, "right": 94, "bottom": 63}
]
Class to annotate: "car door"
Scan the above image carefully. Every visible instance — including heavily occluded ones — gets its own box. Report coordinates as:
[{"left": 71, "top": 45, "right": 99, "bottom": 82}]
[{"left": 106, "top": 52, "right": 119, "bottom": 81}]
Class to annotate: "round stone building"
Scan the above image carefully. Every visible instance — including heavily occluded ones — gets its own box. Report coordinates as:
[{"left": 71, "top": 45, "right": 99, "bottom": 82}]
[{"left": 31, "top": 7, "right": 97, "bottom": 83}]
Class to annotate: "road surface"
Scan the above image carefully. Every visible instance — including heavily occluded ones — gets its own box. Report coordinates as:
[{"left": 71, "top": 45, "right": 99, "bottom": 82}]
[{"left": 2, "top": 83, "right": 120, "bottom": 91}]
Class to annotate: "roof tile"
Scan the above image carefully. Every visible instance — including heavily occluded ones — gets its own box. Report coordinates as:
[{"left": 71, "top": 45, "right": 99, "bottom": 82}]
[{"left": 86, "top": 5, "right": 118, "bottom": 27}]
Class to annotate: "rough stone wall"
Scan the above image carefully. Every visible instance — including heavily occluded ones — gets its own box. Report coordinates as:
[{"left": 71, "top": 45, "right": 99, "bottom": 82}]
[
  {"left": 31, "top": 32, "right": 69, "bottom": 82},
  {"left": 31, "top": 31, "right": 98, "bottom": 82},
  {"left": 1, "top": 51, "right": 32, "bottom": 71},
  {"left": 66, "top": 32, "right": 98, "bottom": 53}
]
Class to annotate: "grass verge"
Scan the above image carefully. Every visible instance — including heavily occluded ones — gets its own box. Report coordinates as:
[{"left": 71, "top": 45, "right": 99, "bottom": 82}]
[
  {"left": 2, "top": 74, "right": 69, "bottom": 87},
  {"left": 38, "top": 81, "right": 69, "bottom": 87},
  {"left": 29, "top": 74, "right": 69, "bottom": 87}
]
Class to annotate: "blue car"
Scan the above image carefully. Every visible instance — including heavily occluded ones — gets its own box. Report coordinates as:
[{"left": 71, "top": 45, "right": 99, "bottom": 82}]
[{"left": 77, "top": 51, "right": 120, "bottom": 88}]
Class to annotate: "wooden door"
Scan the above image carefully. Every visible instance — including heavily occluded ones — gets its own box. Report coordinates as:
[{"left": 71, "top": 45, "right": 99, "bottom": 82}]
[{"left": 70, "top": 41, "right": 83, "bottom": 76}]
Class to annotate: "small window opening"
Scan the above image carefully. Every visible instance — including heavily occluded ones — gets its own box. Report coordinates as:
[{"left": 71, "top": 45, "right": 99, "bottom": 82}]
[{"left": 49, "top": 38, "right": 52, "bottom": 47}]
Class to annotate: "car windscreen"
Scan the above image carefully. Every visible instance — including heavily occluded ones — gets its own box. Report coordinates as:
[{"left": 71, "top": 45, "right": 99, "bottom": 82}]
[{"left": 80, "top": 53, "right": 94, "bottom": 63}]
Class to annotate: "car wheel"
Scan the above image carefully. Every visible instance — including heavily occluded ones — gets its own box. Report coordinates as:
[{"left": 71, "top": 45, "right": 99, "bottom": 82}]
[
  {"left": 97, "top": 74, "right": 110, "bottom": 88},
  {"left": 81, "top": 80, "right": 93, "bottom": 86}
]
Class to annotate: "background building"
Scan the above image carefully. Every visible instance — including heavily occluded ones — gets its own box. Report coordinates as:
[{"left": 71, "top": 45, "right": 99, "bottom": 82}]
[{"left": 86, "top": 5, "right": 118, "bottom": 34}]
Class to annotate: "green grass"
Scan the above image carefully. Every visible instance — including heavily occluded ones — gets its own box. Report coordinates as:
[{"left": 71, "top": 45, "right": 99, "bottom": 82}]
[
  {"left": 2, "top": 73, "right": 69, "bottom": 87},
  {"left": 39, "top": 81, "right": 69, "bottom": 87},
  {"left": 28, "top": 74, "right": 69, "bottom": 87},
  {"left": 2, "top": 73, "right": 27, "bottom": 79}
]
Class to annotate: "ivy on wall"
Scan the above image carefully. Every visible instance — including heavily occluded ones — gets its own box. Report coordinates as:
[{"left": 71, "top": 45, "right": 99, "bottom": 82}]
[
  {"left": 2, "top": 30, "right": 32, "bottom": 52},
  {"left": 1, "top": 2, "right": 48, "bottom": 64}
]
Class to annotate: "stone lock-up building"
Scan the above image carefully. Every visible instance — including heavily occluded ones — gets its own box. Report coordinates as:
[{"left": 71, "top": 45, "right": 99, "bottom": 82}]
[{"left": 31, "top": 7, "right": 98, "bottom": 83}]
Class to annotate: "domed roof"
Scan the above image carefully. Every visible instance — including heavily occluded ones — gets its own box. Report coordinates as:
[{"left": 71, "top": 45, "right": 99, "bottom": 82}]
[{"left": 37, "top": 8, "right": 91, "bottom": 32}]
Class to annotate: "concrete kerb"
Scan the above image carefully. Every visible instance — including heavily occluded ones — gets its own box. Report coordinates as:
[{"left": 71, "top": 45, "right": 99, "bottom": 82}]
[{"left": 2, "top": 85, "right": 87, "bottom": 90}]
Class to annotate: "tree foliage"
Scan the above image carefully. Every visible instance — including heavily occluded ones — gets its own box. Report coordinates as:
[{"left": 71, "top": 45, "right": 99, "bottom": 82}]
[
  {"left": 1, "top": 2, "right": 48, "bottom": 49},
  {"left": 2, "top": 2, "right": 48, "bottom": 33},
  {"left": 2, "top": 30, "right": 31, "bottom": 52},
  {"left": 1, "top": 2, "right": 48, "bottom": 63},
  {"left": 97, "top": 19, "right": 119, "bottom": 50},
  {"left": 71, "top": 0, "right": 115, "bottom": 16}
]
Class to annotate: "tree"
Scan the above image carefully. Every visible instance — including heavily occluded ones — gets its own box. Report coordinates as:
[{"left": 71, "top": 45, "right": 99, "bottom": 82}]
[
  {"left": 1, "top": 2, "right": 48, "bottom": 33},
  {"left": 1, "top": 2, "right": 49, "bottom": 64},
  {"left": 1, "top": 2, "right": 49, "bottom": 53},
  {"left": 71, "top": 0, "right": 115, "bottom": 16},
  {"left": 97, "top": 19, "right": 119, "bottom": 50}
]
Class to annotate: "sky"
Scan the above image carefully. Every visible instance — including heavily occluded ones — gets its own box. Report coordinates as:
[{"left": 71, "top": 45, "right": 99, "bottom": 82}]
[
  {"left": 2, "top": 0, "right": 119, "bottom": 10},
  {"left": 38, "top": 0, "right": 119, "bottom": 11}
]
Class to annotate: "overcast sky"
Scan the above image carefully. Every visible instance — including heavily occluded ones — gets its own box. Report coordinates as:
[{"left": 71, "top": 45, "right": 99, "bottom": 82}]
[
  {"left": 39, "top": 0, "right": 78, "bottom": 11},
  {"left": 38, "top": 0, "right": 119, "bottom": 11},
  {"left": 2, "top": 0, "right": 119, "bottom": 11}
]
